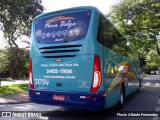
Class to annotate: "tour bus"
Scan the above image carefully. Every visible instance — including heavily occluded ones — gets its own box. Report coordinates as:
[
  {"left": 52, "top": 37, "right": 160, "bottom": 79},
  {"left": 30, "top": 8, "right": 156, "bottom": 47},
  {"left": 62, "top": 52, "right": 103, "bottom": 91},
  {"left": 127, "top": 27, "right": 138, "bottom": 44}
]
[{"left": 29, "top": 6, "right": 145, "bottom": 110}]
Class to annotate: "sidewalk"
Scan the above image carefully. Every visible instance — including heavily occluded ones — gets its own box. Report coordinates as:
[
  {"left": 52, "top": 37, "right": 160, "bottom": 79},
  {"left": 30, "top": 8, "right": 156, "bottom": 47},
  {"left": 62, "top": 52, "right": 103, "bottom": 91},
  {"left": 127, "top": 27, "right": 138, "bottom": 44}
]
[
  {"left": 0, "top": 79, "right": 29, "bottom": 86},
  {"left": 0, "top": 92, "right": 30, "bottom": 104}
]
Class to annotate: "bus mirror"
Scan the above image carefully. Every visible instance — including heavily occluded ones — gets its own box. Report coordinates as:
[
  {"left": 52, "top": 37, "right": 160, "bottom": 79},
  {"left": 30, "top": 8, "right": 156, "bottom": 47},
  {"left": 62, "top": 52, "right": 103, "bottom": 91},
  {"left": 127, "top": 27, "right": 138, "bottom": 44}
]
[{"left": 139, "top": 56, "right": 146, "bottom": 66}]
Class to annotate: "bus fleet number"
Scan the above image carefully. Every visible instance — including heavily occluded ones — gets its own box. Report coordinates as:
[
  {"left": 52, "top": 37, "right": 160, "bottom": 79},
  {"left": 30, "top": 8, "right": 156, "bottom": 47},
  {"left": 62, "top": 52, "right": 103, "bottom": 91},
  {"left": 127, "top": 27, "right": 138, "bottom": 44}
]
[{"left": 35, "top": 79, "right": 49, "bottom": 86}]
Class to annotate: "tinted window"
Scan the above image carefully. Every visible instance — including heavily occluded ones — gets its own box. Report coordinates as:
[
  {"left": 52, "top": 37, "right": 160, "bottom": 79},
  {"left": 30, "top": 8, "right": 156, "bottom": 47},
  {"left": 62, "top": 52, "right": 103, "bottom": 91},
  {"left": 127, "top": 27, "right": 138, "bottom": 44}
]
[
  {"left": 98, "top": 15, "right": 138, "bottom": 60},
  {"left": 35, "top": 11, "right": 91, "bottom": 44}
]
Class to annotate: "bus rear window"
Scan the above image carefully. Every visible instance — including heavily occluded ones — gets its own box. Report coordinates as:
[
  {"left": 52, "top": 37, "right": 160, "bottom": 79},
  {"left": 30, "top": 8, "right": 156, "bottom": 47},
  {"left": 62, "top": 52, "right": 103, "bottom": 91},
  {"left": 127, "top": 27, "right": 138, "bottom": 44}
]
[{"left": 35, "top": 11, "right": 91, "bottom": 44}]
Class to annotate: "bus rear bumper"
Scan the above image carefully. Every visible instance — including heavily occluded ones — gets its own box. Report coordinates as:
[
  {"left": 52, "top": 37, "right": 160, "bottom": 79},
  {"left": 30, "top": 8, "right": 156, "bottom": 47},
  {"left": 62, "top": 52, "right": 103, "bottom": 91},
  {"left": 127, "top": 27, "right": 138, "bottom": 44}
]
[{"left": 29, "top": 89, "right": 106, "bottom": 110}]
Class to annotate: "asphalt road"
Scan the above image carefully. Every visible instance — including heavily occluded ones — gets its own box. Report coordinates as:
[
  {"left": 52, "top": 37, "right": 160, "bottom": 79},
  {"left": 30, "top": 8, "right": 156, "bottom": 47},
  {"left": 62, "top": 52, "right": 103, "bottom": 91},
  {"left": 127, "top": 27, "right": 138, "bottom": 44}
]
[{"left": 0, "top": 75, "right": 160, "bottom": 120}]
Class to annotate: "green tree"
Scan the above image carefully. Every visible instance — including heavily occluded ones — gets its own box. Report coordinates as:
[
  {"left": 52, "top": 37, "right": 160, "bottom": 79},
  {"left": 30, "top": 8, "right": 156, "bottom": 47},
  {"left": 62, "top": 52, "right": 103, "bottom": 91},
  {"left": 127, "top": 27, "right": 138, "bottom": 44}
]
[
  {"left": 0, "top": 48, "right": 30, "bottom": 78},
  {"left": 0, "top": 49, "right": 10, "bottom": 77},
  {"left": 145, "top": 50, "right": 160, "bottom": 71},
  {"left": 109, "top": 0, "right": 160, "bottom": 68},
  {"left": 18, "top": 48, "right": 30, "bottom": 78},
  {"left": 109, "top": 0, "right": 160, "bottom": 54},
  {"left": 0, "top": 0, "right": 43, "bottom": 78}
]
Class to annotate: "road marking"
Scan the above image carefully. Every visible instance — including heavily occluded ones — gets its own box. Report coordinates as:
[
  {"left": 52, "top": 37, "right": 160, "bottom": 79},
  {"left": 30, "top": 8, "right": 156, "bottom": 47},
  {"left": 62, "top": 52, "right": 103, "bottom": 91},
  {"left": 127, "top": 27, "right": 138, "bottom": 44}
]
[
  {"left": 155, "top": 83, "right": 160, "bottom": 86},
  {"left": 143, "top": 82, "right": 160, "bottom": 87},
  {"left": 158, "top": 98, "right": 160, "bottom": 105},
  {"left": 153, "top": 116, "right": 159, "bottom": 120},
  {"left": 144, "top": 82, "right": 150, "bottom": 86},
  {"left": 153, "top": 98, "right": 160, "bottom": 120},
  {"left": 155, "top": 107, "right": 160, "bottom": 112},
  {"left": 153, "top": 117, "right": 160, "bottom": 120},
  {"left": 153, "top": 107, "right": 160, "bottom": 120}
]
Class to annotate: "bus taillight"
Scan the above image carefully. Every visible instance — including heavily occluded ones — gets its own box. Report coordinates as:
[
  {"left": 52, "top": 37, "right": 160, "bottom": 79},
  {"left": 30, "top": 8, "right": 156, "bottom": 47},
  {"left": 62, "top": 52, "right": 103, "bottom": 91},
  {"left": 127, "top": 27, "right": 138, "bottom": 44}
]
[
  {"left": 90, "top": 55, "right": 102, "bottom": 92},
  {"left": 29, "top": 59, "right": 34, "bottom": 89}
]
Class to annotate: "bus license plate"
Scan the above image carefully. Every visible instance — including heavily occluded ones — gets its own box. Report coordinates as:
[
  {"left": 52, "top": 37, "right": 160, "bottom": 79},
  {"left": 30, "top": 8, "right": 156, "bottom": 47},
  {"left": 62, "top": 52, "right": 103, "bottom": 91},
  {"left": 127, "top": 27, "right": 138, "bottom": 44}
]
[{"left": 53, "top": 95, "right": 65, "bottom": 101}]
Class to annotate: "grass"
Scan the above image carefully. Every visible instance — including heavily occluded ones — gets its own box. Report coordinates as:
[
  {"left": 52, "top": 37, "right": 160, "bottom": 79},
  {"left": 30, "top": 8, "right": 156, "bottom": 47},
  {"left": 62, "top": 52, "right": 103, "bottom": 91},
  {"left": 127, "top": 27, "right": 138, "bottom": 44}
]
[
  {"left": 143, "top": 74, "right": 151, "bottom": 77},
  {"left": 0, "top": 83, "right": 28, "bottom": 97}
]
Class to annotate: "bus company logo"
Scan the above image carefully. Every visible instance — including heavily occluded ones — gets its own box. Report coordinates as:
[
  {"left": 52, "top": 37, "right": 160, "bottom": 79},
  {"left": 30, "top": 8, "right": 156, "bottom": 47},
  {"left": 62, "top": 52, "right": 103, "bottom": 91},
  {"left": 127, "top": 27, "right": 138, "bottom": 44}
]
[{"left": 46, "top": 16, "right": 74, "bottom": 23}]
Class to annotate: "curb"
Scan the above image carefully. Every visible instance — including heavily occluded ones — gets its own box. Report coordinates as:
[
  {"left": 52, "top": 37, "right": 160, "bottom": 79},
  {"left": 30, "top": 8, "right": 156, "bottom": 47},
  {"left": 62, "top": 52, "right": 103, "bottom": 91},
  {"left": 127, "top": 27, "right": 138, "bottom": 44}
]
[{"left": 0, "top": 100, "right": 30, "bottom": 105}]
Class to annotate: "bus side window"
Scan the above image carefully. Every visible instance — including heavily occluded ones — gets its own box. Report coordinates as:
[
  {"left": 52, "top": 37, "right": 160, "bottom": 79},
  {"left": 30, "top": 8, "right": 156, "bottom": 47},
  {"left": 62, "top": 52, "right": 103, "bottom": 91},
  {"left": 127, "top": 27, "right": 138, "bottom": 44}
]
[
  {"left": 97, "top": 15, "right": 104, "bottom": 44},
  {"left": 101, "top": 15, "right": 119, "bottom": 51},
  {"left": 97, "top": 14, "right": 138, "bottom": 61}
]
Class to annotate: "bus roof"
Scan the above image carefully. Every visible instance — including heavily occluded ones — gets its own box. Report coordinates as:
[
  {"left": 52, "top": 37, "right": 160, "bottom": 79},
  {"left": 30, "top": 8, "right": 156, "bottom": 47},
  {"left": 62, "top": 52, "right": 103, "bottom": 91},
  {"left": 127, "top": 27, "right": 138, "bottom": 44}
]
[{"left": 34, "top": 6, "right": 100, "bottom": 20}]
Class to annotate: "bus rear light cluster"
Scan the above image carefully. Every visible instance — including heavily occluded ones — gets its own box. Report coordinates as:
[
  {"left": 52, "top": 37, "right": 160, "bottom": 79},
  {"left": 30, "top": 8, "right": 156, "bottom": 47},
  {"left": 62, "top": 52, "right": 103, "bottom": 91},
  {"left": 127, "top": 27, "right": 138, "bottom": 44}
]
[
  {"left": 29, "top": 59, "right": 34, "bottom": 89},
  {"left": 30, "top": 91, "right": 40, "bottom": 95},
  {"left": 90, "top": 55, "right": 102, "bottom": 93},
  {"left": 80, "top": 96, "right": 91, "bottom": 99}
]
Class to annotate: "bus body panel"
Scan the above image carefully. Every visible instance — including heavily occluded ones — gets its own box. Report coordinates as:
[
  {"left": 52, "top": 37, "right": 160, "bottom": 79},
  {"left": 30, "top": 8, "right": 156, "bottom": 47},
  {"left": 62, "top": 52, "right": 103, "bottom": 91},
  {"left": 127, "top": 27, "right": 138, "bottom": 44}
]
[
  {"left": 29, "top": 90, "right": 106, "bottom": 110},
  {"left": 30, "top": 8, "right": 101, "bottom": 93},
  {"left": 102, "top": 47, "right": 141, "bottom": 108},
  {"left": 29, "top": 6, "right": 142, "bottom": 110},
  {"left": 29, "top": 7, "right": 106, "bottom": 110},
  {"left": 32, "top": 55, "right": 94, "bottom": 92}
]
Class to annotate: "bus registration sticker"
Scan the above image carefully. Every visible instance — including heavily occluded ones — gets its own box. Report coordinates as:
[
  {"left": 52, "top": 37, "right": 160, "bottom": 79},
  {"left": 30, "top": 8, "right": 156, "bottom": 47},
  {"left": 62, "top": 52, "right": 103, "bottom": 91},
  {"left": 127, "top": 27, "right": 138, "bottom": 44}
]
[{"left": 53, "top": 95, "right": 65, "bottom": 101}]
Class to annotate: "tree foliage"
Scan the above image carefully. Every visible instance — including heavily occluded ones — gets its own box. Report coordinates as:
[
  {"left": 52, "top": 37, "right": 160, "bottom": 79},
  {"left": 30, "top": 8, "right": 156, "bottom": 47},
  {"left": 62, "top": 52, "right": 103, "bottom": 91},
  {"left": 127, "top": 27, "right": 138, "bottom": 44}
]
[
  {"left": 0, "top": 49, "right": 10, "bottom": 77},
  {"left": 109, "top": 0, "right": 160, "bottom": 68},
  {"left": 0, "top": 48, "right": 30, "bottom": 78},
  {"left": 0, "top": 0, "right": 43, "bottom": 37},
  {"left": 0, "top": 0, "right": 44, "bottom": 78}
]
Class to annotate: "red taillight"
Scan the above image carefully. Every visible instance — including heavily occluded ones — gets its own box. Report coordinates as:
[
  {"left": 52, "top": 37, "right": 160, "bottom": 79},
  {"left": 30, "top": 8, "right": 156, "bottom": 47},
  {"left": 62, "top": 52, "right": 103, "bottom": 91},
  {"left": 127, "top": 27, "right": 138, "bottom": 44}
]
[
  {"left": 90, "top": 55, "right": 102, "bottom": 92},
  {"left": 29, "top": 59, "right": 34, "bottom": 89}
]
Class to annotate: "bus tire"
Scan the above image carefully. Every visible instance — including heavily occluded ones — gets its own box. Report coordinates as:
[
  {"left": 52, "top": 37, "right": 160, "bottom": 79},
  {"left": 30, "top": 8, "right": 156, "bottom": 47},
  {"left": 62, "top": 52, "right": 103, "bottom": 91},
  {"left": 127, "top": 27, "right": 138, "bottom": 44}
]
[{"left": 118, "top": 85, "right": 125, "bottom": 109}]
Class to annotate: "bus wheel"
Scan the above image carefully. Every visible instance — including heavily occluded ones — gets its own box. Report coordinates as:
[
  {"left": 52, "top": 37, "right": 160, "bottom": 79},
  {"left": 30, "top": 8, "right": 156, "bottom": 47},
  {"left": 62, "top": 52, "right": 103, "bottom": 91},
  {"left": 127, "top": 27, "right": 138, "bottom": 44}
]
[{"left": 118, "top": 85, "right": 125, "bottom": 109}]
